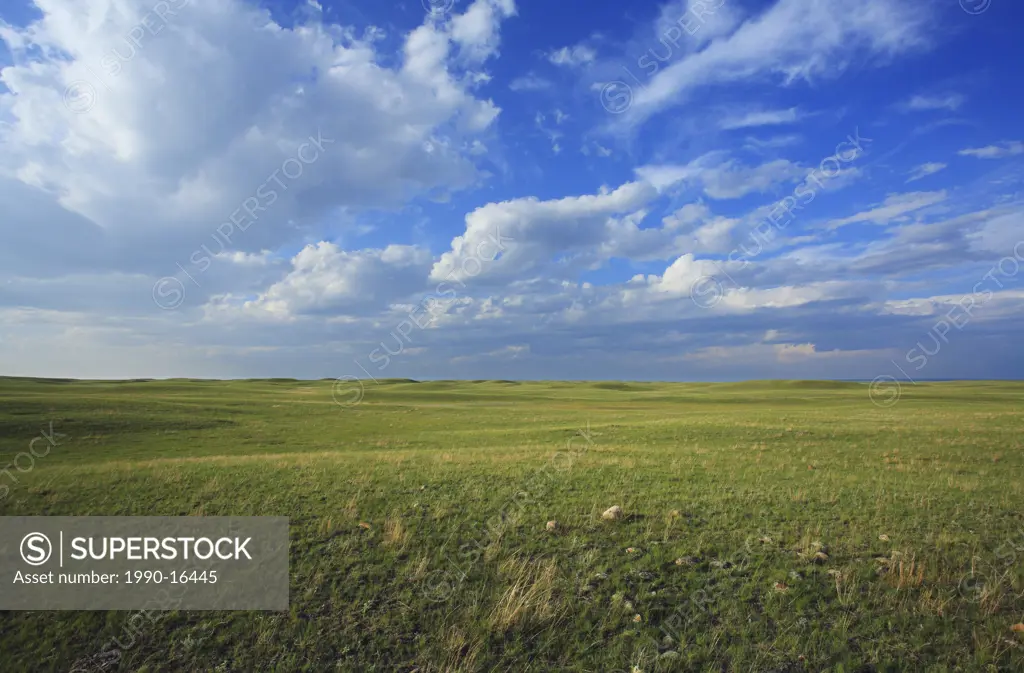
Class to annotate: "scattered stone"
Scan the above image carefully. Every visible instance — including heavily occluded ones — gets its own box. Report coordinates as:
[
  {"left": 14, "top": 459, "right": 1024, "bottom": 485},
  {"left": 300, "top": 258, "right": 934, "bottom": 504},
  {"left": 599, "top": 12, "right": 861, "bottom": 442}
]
[
  {"left": 603, "top": 505, "right": 624, "bottom": 521},
  {"left": 546, "top": 520, "right": 558, "bottom": 532}
]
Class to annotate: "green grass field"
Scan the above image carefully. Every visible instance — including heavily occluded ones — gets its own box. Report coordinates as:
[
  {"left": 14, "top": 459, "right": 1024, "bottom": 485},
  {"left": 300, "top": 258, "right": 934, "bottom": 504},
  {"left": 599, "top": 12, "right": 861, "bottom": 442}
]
[{"left": 1, "top": 377, "right": 1023, "bottom": 671}]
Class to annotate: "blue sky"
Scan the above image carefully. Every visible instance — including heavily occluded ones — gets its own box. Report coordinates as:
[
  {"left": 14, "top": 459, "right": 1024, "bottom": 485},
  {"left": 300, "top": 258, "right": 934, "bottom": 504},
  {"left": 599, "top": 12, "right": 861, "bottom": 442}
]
[{"left": 0, "top": 0, "right": 1022, "bottom": 382}]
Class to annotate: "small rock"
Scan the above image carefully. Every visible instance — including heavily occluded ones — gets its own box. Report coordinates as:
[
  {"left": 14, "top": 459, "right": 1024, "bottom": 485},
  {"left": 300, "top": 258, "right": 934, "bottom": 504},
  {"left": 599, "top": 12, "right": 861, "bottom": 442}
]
[
  {"left": 603, "top": 505, "right": 624, "bottom": 521},
  {"left": 546, "top": 520, "right": 558, "bottom": 532}
]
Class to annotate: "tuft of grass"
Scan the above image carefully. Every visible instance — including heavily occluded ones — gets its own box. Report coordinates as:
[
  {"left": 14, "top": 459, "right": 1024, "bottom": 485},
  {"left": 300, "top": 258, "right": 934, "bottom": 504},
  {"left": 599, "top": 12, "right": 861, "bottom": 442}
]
[{"left": 490, "top": 556, "right": 561, "bottom": 632}]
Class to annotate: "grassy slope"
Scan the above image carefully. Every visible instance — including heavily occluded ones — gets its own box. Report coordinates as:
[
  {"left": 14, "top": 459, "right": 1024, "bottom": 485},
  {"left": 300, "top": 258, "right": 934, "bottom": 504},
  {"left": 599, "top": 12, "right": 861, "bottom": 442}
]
[{"left": 0, "top": 377, "right": 1022, "bottom": 671}]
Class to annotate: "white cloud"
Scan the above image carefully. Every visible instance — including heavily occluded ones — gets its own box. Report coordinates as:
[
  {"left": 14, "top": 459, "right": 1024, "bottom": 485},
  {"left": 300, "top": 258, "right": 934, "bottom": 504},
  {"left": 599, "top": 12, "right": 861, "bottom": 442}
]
[
  {"left": 636, "top": 154, "right": 806, "bottom": 200},
  {"left": 0, "top": 0, "right": 515, "bottom": 266},
  {"left": 826, "top": 191, "right": 948, "bottom": 229},
  {"left": 902, "top": 93, "right": 964, "bottom": 112},
  {"left": 508, "top": 73, "right": 552, "bottom": 91},
  {"left": 430, "top": 180, "right": 658, "bottom": 284},
  {"left": 684, "top": 342, "right": 881, "bottom": 363},
  {"left": 958, "top": 141, "right": 1024, "bottom": 159},
  {"left": 719, "top": 107, "right": 802, "bottom": 130},
  {"left": 744, "top": 134, "right": 803, "bottom": 151},
  {"left": 450, "top": 0, "right": 518, "bottom": 63},
  {"left": 620, "top": 0, "right": 931, "bottom": 127},
  {"left": 223, "top": 242, "right": 433, "bottom": 319},
  {"left": 548, "top": 44, "right": 597, "bottom": 67},
  {"left": 906, "top": 162, "right": 947, "bottom": 183}
]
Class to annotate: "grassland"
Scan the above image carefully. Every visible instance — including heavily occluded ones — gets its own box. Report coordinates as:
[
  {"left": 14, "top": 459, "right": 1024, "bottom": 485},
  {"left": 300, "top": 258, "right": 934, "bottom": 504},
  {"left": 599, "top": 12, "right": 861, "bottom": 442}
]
[{"left": 0, "top": 377, "right": 1023, "bottom": 672}]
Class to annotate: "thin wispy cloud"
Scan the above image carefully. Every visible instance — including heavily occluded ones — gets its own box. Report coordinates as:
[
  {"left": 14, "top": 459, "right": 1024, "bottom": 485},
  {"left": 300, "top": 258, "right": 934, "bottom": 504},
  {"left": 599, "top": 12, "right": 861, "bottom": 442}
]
[
  {"left": 719, "top": 108, "right": 802, "bottom": 131},
  {"left": 906, "top": 162, "right": 947, "bottom": 182},
  {"left": 509, "top": 73, "right": 553, "bottom": 91},
  {"left": 826, "top": 191, "right": 948, "bottom": 230},
  {"left": 959, "top": 141, "right": 1024, "bottom": 159},
  {"left": 902, "top": 93, "right": 964, "bottom": 112}
]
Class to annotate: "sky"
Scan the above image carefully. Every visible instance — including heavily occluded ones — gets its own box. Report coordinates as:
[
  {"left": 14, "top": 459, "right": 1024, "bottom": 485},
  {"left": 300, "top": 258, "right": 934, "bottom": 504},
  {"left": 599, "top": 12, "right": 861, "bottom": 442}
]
[{"left": 0, "top": 0, "right": 1022, "bottom": 383}]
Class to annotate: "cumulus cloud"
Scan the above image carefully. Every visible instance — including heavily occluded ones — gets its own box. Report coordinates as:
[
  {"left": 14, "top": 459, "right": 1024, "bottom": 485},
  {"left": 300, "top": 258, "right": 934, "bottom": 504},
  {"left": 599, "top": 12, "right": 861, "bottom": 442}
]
[
  {"left": 226, "top": 242, "right": 434, "bottom": 319},
  {"left": 0, "top": 0, "right": 516, "bottom": 272}
]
